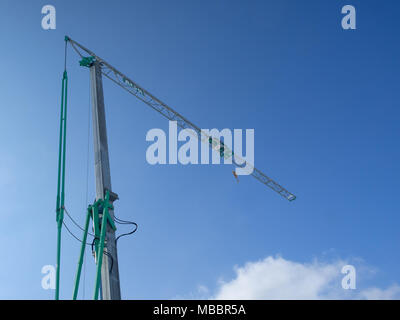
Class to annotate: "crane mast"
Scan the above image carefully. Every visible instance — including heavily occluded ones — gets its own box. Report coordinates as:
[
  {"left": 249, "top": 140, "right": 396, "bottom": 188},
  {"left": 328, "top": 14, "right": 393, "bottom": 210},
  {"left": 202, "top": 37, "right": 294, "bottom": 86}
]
[{"left": 89, "top": 60, "right": 121, "bottom": 299}]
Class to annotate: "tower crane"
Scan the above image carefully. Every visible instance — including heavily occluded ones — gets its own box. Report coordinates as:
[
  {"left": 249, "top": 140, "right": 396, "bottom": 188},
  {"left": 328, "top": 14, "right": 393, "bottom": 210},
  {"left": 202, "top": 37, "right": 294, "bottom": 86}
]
[{"left": 55, "top": 36, "right": 296, "bottom": 300}]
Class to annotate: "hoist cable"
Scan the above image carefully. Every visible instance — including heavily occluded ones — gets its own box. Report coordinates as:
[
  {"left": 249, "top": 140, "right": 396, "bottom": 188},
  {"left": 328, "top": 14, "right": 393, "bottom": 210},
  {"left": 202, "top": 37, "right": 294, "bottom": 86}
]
[
  {"left": 63, "top": 221, "right": 92, "bottom": 245},
  {"left": 64, "top": 39, "right": 68, "bottom": 72},
  {"left": 63, "top": 221, "right": 113, "bottom": 274},
  {"left": 63, "top": 206, "right": 95, "bottom": 237}
]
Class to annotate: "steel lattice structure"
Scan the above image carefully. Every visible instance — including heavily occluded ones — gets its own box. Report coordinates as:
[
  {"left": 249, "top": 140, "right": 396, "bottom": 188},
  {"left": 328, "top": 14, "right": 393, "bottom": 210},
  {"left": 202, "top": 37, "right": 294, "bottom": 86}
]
[{"left": 67, "top": 36, "right": 296, "bottom": 201}]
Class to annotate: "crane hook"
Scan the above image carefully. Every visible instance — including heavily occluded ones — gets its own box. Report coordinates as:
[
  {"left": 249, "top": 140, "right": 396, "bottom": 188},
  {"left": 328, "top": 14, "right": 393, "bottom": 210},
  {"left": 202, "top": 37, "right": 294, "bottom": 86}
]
[{"left": 232, "top": 170, "right": 239, "bottom": 183}]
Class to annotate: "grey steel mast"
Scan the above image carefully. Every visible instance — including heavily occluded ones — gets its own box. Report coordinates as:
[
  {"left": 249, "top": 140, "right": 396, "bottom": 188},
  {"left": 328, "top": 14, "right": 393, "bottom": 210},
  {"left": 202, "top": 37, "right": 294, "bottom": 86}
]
[{"left": 90, "top": 60, "right": 121, "bottom": 300}]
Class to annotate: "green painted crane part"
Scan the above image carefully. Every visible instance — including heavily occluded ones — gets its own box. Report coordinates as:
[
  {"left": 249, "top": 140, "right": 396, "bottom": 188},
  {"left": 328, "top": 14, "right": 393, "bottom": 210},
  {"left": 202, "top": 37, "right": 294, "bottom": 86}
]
[
  {"left": 72, "top": 190, "right": 116, "bottom": 300},
  {"left": 55, "top": 38, "right": 69, "bottom": 300}
]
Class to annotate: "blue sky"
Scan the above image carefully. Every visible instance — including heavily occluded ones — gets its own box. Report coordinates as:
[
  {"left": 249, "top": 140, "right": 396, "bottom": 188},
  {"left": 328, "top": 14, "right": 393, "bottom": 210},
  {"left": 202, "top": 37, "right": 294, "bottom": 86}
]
[{"left": 0, "top": 0, "right": 399, "bottom": 299}]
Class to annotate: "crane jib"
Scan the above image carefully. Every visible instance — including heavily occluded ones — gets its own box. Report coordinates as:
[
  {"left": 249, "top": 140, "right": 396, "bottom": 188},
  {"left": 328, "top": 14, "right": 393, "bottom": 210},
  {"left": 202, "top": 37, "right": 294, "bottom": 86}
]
[{"left": 66, "top": 36, "right": 296, "bottom": 202}]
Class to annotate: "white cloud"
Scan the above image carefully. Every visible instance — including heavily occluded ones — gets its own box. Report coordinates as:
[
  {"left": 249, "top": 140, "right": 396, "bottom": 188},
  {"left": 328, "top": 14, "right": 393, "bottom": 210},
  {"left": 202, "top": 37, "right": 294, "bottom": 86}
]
[
  {"left": 212, "top": 256, "right": 344, "bottom": 300},
  {"left": 191, "top": 256, "right": 400, "bottom": 300},
  {"left": 359, "top": 285, "right": 400, "bottom": 300}
]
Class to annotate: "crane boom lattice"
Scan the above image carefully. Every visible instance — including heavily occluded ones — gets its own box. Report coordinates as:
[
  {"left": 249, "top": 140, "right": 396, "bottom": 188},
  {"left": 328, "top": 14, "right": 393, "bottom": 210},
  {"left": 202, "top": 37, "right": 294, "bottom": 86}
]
[{"left": 67, "top": 36, "right": 296, "bottom": 201}]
